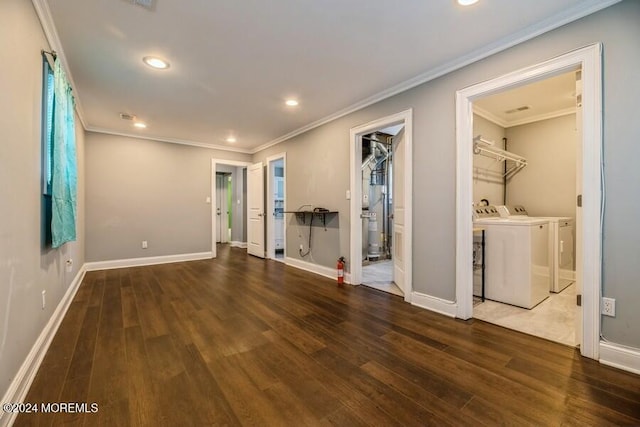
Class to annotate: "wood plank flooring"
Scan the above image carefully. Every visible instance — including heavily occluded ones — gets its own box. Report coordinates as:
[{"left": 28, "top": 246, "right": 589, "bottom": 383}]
[{"left": 15, "top": 245, "right": 640, "bottom": 426}]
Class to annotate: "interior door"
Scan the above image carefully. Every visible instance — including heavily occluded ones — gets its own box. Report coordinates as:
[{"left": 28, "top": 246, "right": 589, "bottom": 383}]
[
  {"left": 574, "top": 70, "right": 583, "bottom": 346},
  {"left": 247, "top": 162, "right": 265, "bottom": 258},
  {"left": 392, "top": 128, "right": 406, "bottom": 295}
]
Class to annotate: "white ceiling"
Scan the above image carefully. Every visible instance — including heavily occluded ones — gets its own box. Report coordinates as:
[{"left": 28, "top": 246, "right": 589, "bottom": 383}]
[
  {"left": 474, "top": 70, "right": 577, "bottom": 127},
  {"left": 40, "top": 0, "right": 617, "bottom": 153}
]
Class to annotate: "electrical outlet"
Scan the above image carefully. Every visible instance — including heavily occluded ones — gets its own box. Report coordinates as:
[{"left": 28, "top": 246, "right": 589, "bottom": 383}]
[
  {"left": 42, "top": 290, "right": 46, "bottom": 309},
  {"left": 65, "top": 259, "right": 73, "bottom": 273},
  {"left": 602, "top": 297, "right": 616, "bottom": 317},
  {"left": 142, "top": 240, "right": 148, "bottom": 249},
  {"left": 299, "top": 244, "right": 304, "bottom": 250}
]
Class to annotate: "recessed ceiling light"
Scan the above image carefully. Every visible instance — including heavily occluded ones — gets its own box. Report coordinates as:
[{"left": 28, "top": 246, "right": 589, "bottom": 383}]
[
  {"left": 142, "top": 56, "right": 170, "bottom": 69},
  {"left": 133, "top": 122, "right": 147, "bottom": 129},
  {"left": 458, "top": 0, "right": 479, "bottom": 5},
  {"left": 226, "top": 136, "right": 237, "bottom": 143},
  {"left": 285, "top": 99, "right": 299, "bottom": 107}
]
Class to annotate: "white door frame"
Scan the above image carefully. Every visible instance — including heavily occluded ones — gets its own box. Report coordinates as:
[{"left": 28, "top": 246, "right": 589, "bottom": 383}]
[
  {"left": 211, "top": 159, "right": 252, "bottom": 258},
  {"left": 266, "top": 153, "right": 287, "bottom": 261},
  {"left": 455, "top": 44, "right": 602, "bottom": 359},
  {"left": 350, "top": 109, "right": 413, "bottom": 303}
]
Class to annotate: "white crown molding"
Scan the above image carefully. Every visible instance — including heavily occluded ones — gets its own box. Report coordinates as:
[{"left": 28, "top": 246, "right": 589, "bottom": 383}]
[
  {"left": 85, "top": 127, "right": 253, "bottom": 154},
  {"left": 473, "top": 105, "right": 509, "bottom": 128},
  {"left": 474, "top": 105, "right": 577, "bottom": 128},
  {"left": 31, "top": 0, "right": 88, "bottom": 130},
  {"left": 252, "top": 0, "right": 620, "bottom": 154},
  {"left": 35, "top": 0, "right": 620, "bottom": 154}
]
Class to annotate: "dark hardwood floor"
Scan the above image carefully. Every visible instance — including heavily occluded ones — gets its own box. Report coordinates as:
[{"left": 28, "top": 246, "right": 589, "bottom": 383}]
[{"left": 16, "top": 245, "right": 640, "bottom": 426}]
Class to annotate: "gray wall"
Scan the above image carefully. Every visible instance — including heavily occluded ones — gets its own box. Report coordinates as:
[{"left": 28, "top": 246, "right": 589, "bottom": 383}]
[
  {"left": 85, "top": 133, "right": 250, "bottom": 261},
  {"left": 0, "top": 0, "right": 85, "bottom": 402},
  {"left": 506, "top": 114, "right": 577, "bottom": 219},
  {"left": 473, "top": 114, "right": 507, "bottom": 207},
  {"left": 253, "top": 1, "right": 640, "bottom": 349}
]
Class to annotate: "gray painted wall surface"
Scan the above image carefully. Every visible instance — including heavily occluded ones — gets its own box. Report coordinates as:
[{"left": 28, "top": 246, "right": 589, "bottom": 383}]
[
  {"left": 85, "top": 133, "right": 250, "bottom": 261},
  {"left": 254, "top": 1, "right": 640, "bottom": 348},
  {"left": 506, "top": 114, "right": 577, "bottom": 219},
  {"left": 0, "top": 0, "right": 86, "bottom": 401}
]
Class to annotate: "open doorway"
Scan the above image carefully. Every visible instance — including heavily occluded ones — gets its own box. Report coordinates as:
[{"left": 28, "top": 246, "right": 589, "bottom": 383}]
[
  {"left": 350, "top": 109, "right": 413, "bottom": 302},
  {"left": 267, "top": 153, "right": 286, "bottom": 262},
  {"left": 470, "top": 69, "right": 579, "bottom": 347},
  {"left": 455, "top": 44, "right": 602, "bottom": 359},
  {"left": 361, "top": 127, "right": 402, "bottom": 296},
  {"left": 211, "top": 159, "right": 252, "bottom": 258}
]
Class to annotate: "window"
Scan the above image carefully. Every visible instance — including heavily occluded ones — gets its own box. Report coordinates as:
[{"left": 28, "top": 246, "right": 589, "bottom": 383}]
[{"left": 41, "top": 56, "right": 54, "bottom": 246}]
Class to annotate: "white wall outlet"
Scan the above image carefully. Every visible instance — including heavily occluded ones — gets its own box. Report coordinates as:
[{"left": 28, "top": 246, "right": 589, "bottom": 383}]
[
  {"left": 142, "top": 240, "right": 148, "bottom": 249},
  {"left": 346, "top": 190, "right": 351, "bottom": 200},
  {"left": 205, "top": 196, "right": 211, "bottom": 203},
  {"left": 42, "top": 290, "right": 46, "bottom": 309},
  {"left": 299, "top": 244, "right": 304, "bottom": 250},
  {"left": 65, "top": 259, "right": 73, "bottom": 273},
  {"left": 602, "top": 297, "right": 616, "bottom": 317}
]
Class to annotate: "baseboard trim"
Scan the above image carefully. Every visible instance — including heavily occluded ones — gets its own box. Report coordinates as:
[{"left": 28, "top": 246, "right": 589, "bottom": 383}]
[
  {"left": 285, "top": 257, "right": 344, "bottom": 283},
  {"left": 230, "top": 241, "right": 247, "bottom": 249},
  {"left": 0, "top": 266, "right": 86, "bottom": 427},
  {"left": 85, "top": 252, "right": 213, "bottom": 271},
  {"left": 599, "top": 341, "right": 640, "bottom": 375},
  {"left": 411, "top": 292, "right": 457, "bottom": 318}
]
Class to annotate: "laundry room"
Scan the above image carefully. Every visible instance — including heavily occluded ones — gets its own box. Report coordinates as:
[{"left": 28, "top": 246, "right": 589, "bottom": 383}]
[{"left": 471, "top": 69, "right": 579, "bottom": 347}]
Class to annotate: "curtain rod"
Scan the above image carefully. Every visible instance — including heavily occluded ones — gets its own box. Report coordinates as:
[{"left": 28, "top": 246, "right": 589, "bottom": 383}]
[{"left": 41, "top": 49, "right": 57, "bottom": 60}]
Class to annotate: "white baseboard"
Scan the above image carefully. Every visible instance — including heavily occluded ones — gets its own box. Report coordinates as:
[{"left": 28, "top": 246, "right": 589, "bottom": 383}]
[
  {"left": 285, "top": 257, "right": 343, "bottom": 283},
  {"left": 230, "top": 241, "right": 247, "bottom": 249},
  {"left": 599, "top": 341, "right": 640, "bottom": 375},
  {"left": 0, "top": 266, "right": 86, "bottom": 427},
  {"left": 411, "top": 291, "right": 457, "bottom": 318},
  {"left": 85, "top": 252, "right": 212, "bottom": 271}
]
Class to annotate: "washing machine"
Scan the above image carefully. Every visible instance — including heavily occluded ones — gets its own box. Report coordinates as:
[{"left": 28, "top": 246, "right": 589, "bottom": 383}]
[
  {"left": 496, "top": 205, "right": 574, "bottom": 293},
  {"left": 473, "top": 206, "right": 550, "bottom": 309}
]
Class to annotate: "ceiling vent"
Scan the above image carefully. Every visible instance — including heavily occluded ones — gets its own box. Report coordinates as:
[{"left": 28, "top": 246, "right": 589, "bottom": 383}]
[
  {"left": 505, "top": 105, "right": 531, "bottom": 114},
  {"left": 122, "top": 0, "right": 155, "bottom": 11},
  {"left": 119, "top": 113, "right": 137, "bottom": 121}
]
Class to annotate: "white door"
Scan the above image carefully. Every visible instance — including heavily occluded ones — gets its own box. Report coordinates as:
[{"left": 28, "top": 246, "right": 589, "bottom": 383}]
[
  {"left": 247, "top": 162, "right": 265, "bottom": 258},
  {"left": 574, "top": 70, "right": 583, "bottom": 346},
  {"left": 392, "top": 128, "right": 406, "bottom": 294}
]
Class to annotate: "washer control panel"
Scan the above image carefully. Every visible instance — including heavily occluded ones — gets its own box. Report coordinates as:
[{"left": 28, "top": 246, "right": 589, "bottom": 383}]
[{"left": 473, "top": 205, "right": 501, "bottom": 219}]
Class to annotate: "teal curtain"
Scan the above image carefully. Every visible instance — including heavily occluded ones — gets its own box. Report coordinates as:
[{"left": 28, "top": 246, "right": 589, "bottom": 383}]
[{"left": 51, "top": 58, "right": 77, "bottom": 248}]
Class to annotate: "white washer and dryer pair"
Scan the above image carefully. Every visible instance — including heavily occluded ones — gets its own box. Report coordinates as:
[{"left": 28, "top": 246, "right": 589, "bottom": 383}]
[
  {"left": 495, "top": 205, "right": 575, "bottom": 293},
  {"left": 473, "top": 206, "right": 550, "bottom": 309}
]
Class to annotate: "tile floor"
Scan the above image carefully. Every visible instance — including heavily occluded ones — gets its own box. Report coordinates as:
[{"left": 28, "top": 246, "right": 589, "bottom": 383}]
[
  {"left": 473, "top": 283, "right": 577, "bottom": 347},
  {"left": 362, "top": 260, "right": 403, "bottom": 296}
]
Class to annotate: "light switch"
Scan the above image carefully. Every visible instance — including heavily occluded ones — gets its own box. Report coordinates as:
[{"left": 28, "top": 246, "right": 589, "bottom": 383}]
[
  {"left": 206, "top": 196, "right": 211, "bottom": 203},
  {"left": 346, "top": 190, "right": 351, "bottom": 200}
]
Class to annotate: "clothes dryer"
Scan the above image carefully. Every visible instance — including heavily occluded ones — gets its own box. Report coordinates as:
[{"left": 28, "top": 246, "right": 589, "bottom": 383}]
[{"left": 473, "top": 207, "right": 550, "bottom": 309}]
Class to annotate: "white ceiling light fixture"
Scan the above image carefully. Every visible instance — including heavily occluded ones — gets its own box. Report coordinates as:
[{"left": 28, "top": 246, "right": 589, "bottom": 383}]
[
  {"left": 143, "top": 56, "right": 170, "bottom": 70},
  {"left": 133, "top": 122, "right": 147, "bottom": 128},
  {"left": 285, "top": 99, "right": 299, "bottom": 107},
  {"left": 226, "top": 136, "right": 237, "bottom": 143},
  {"left": 458, "top": 0, "right": 479, "bottom": 5}
]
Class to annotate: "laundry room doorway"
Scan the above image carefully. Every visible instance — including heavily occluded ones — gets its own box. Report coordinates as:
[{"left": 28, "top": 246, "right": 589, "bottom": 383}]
[
  {"left": 350, "top": 109, "right": 413, "bottom": 301},
  {"left": 455, "top": 44, "right": 603, "bottom": 359}
]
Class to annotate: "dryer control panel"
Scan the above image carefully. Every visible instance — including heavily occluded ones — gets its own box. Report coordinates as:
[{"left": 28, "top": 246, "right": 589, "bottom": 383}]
[{"left": 473, "top": 205, "right": 500, "bottom": 219}]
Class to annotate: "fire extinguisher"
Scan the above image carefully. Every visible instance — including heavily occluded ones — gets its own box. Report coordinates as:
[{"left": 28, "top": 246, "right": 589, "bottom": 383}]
[{"left": 337, "top": 256, "right": 345, "bottom": 286}]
